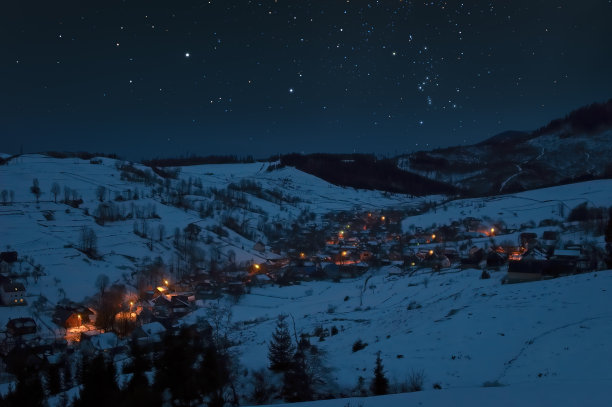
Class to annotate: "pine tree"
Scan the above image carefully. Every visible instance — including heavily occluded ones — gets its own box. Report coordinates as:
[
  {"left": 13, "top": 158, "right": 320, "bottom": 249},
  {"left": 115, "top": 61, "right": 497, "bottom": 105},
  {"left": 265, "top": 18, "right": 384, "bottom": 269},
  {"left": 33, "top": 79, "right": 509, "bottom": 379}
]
[
  {"left": 268, "top": 315, "right": 295, "bottom": 372},
  {"left": 4, "top": 369, "right": 45, "bottom": 407},
  {"left": 282, "top": 348, "right": 313, "bottom": 402},
  {"left": 74, "top": 354, "right": 120, "bottom": 407},
  {"left": 370, "top": 351, "right": 389, "bottom": 395}
]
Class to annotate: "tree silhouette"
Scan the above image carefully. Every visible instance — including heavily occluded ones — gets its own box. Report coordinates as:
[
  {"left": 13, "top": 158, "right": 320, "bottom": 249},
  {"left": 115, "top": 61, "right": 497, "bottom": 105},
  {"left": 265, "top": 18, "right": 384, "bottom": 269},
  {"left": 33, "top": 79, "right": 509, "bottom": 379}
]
[
  {"left": 268, "top": 315, "right": 295, "bottom": 372},
  {"left": 370, "top": 351, "right": 389, "bottom": 395}
]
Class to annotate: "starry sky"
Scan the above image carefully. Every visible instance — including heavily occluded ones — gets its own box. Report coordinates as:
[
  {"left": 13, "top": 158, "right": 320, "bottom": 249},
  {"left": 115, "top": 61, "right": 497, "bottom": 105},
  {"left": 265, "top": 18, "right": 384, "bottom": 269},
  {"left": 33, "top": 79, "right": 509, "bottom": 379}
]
[{"left": 2, "top": 1, "right": 612, "bottom": 160}]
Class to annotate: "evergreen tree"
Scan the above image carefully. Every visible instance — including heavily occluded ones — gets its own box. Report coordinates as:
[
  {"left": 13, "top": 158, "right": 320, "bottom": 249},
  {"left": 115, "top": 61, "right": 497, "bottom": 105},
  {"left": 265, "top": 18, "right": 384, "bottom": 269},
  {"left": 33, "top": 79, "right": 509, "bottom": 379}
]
[
  {"left": 74, "top": 354, "right": 120, "bottom": 407},
  {"left": 282, "top": 348, "right": 313, "bottom": 402},
  {"left": 3, "top": 368, "right": 45, "bottom": 407},
  {"left": 120, "top": 341, "right": 161, "bottom": 407},
  {"left": 154, "top": 326, "right": 202, "bottom": 406},
  {"left": 199, "top": 344, "right": 231, "bottom": 406},
  {"left": 268, "top": 315, "right": 295, "bottom": 372},
  {"left": 46, "top": 363, "right": 62, "bottom": 396},
  {"left": 370, "top": 351, "right": 389, "bottom": 395}
]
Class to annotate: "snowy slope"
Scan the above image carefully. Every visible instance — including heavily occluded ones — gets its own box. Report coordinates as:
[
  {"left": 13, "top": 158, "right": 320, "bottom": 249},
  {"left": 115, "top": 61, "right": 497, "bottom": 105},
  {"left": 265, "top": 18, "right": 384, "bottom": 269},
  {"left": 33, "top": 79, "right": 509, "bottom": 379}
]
[
  {"left": 250, "top": 380, "right": 612, "bottom": 407},
  {"left": 0, "top": 154, "right": 426, "bottom": 332},
  {"left": 1, "top": 153, "right": 611, "bottom": 405},
  {"left": 401, "top": 179, "right": 612, "bottom": 232},
  {"left": 211, "top": 267, "right": 612, "bottom": 394}
]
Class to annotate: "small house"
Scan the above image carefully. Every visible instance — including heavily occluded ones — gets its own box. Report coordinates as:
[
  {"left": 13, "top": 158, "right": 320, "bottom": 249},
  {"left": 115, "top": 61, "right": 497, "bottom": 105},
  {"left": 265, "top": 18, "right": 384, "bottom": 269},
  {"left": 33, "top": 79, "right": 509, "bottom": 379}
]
[
  {"left": 80, "top": 332, "right": 121, "bottom": 355},
  {"left": 132, "top": 321, "right": 166, "bottom": 345},
  {"left": 53, "top": 305, "right": 93, "bottom": 329},
  {"left": 1, "top": 281, "right": 27, "bottom": 306},
  {"left": 253, "top": 241, "right": 266, "bottom": 253},
  {"left": 6, "top": 317, "right": 37, "bottom": 337}
]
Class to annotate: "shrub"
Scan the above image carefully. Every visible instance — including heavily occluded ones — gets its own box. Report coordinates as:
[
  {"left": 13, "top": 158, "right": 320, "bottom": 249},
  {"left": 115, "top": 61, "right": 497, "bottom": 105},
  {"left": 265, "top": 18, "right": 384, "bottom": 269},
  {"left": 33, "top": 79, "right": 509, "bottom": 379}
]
[
  {"left": 352, "top": 339, "right": 368, "bottom": 353},
  {"left": 482, "top": 380, "right": 503, "bottom": 387},
  {"left": 408, "top": 369, "right": 425, "bottom": 392}
]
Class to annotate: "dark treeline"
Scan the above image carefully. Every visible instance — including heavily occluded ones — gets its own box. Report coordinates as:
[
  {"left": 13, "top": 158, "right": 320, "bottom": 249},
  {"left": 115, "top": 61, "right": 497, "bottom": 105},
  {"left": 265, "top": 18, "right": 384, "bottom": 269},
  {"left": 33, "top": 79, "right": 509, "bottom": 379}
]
[
  {"left": 532, "top": 98, "right": 612, "bottom": 137},
  {"left": 276, "top": 153, "right": 458, "bottom": 196},
  {"left": 45, "top": 151, "right": 120, "bottom": 160},
  {"left": 0, "top": 325, "right": 233, "bottom": 407},
  {"left": 143, "top": 155, "right": 256, "bottom": 167}
]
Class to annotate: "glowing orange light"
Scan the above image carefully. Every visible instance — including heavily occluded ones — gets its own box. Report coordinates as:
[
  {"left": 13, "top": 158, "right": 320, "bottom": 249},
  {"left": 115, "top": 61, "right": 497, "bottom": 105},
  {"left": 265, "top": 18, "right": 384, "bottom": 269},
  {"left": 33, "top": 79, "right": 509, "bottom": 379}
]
[
  {"left": 381, "top": 216, "right": 386, "bottom": 221},
  {"left": 254, "top": 264, "right": 260, "bottom": 270},
  {"left": 342, "top": 251, "right": 348, "bottom": 256},
  {"left": 428, "top": 250, "right": 434, "bottom": 255},
  {"left": 431, "top": 234, "right": 436, "bottom": 240},
  {"left": 299, "top": 252, "right": 305, "bottom": 258},
  {"left": 164, "top": 279, "right": 169, "bottom": 286}
]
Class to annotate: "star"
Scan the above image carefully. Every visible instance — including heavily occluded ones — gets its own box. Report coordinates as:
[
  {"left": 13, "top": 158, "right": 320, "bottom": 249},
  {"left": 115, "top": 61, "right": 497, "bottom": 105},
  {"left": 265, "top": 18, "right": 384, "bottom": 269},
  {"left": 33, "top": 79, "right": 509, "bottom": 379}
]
[
  {"left": 288, "top": 88, "right": 295, "bottom": 94},
  {"left": 185, "top": 52, "right": 190, "bottom": 58}
]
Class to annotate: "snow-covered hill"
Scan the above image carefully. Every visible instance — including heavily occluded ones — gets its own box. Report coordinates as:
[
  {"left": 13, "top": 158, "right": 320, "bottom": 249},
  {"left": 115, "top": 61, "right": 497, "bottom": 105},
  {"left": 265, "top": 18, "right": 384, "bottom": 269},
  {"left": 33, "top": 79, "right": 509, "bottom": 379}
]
[
  {"left": 1, "top": 153, "right": 611, "bottom": 405},
  {"left": 397, "top": 100, "right": 612, "bottom": 195}
]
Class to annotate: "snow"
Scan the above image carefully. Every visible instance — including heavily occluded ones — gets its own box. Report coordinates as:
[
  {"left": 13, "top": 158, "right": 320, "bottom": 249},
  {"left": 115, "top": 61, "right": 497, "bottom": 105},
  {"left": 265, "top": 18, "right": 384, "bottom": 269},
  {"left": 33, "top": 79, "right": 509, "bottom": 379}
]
[
  {"left": 249, "top": 379, "right": 612, "bottom": 407},
  {"left": 1, "top": 153, "right": 611, "bottom": 404},
  {"left": 402, "top": 179, "right": 612, "bottom": 232}
]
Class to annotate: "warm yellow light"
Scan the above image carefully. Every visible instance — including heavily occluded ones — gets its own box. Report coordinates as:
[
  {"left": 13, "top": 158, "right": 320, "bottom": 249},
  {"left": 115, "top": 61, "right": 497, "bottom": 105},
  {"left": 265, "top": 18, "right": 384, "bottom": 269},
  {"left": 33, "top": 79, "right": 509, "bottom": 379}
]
[
  {"left": 254, "top": 264, "right": 260, "bottom": 269},
  {"left": 411, "top": 262, "right": 416, "bottom": 266},
  {"left": 164, "top": 279, "right": 169, "bottom": 286},
  {"left": 299, "top": 252, "right": 305, "bottom": 258},
  {"left": 491, "top": 228, "right": 495, "bottom": 233},
  {"left": 381, "top": 216, "right": 386, "bottom": 221},
  {"left": 342, "top": 251, "right": 347, "bottom": 256},
  {"left": 428, "top": 250, "right": 434, "bottom": 255},
  {"left": 431, "top": 234, "right": 436, "bottom": 240}
]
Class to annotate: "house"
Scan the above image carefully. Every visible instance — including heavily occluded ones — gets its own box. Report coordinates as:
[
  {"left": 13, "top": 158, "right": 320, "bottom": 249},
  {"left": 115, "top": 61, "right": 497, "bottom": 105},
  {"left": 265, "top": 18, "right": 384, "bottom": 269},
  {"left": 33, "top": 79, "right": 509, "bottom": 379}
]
[
  {"left": 53, "top": 305, "right": 93, "bottom": 329},
  {"left": 80, "top": 331, "right": 122, "bottom": 355},
  {"left": 506, "top": 248, "right": 549, "bottom": 282},
  {"left": 250, "top": 273, "right": 272, "bottom": 286},
  {"left": 1, "top": 281, "right": 27, "bottom": 306},
  {"left": 486, "top": 250, "right": 507, "bottom": 268},
  {"left": 132, "top": 321, "right": 166, "bottom": 345},
  {"left": 6, "top": 317, "right": 37, "bottom": 338},
  {"left": 170, "top": 295, "right": 192, "bottom": 317},
  {"left": 519, "top": 232, "right": 539, "bottom": 248},
  {"left": 253, "top": 241, "right": 266, "bottom": 253}
]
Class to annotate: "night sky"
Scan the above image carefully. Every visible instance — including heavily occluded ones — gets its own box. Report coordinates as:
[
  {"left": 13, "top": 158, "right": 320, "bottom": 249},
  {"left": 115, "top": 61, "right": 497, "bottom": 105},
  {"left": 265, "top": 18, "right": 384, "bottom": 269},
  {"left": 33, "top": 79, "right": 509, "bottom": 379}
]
[{"left": 2, "top": 1, "right": 612, "bottom": 160}]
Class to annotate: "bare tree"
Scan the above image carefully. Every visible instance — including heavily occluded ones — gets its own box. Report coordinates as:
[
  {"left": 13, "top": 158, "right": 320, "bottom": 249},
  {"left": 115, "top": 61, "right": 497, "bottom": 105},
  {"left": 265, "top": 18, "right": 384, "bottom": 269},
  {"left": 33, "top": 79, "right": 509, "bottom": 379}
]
[
  {"left": 158, "top": 224, "right": 165, "bottom": 241},
  {"left": 79, "top": 226, "right": 98, "bottom": 255},
  {"left": 96, "top": 185, "right": 107, "bottom": 202},
  {"left": 63, "top": 186, "right": 71, "bottom": 203},
  {"left": 31, "top": 178, "right": 42, "bottom": 203},
  {"left": 50, "top": 182, "right": 61, "bottom": 203},
  {"left": 95, "top": 274, "right": 110, "bottom": 298}
]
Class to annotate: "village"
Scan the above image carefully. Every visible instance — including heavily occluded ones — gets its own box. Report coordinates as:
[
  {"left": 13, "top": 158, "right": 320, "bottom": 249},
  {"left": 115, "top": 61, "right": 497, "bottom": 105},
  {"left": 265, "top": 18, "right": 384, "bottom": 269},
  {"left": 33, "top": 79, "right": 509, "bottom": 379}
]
[{"left": 1, "top": 199, "right": 608, "bottom": 383}]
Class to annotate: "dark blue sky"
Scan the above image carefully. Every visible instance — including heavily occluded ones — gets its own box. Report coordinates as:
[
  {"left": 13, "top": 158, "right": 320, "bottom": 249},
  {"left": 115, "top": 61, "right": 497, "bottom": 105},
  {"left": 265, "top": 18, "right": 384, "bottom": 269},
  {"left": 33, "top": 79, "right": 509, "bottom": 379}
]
[{"left": 2, "top": 1, "right": 611, "bottom": 160}]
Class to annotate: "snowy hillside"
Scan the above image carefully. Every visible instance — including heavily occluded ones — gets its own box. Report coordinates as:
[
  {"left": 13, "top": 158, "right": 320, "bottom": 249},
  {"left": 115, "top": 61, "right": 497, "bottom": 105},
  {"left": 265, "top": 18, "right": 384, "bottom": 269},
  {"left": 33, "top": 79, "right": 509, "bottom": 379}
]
[
  {"left": 1, "top": 153, "right": 611, "bottom": 405},
  {"left": 222, "top": 267, "right": 612, "bottom": 393},
  {"left": 397, "top": 100, "right": 612, "bottom": 195},
  {"left": 0, "top": 154, "right": 424, "bottom": 318}
]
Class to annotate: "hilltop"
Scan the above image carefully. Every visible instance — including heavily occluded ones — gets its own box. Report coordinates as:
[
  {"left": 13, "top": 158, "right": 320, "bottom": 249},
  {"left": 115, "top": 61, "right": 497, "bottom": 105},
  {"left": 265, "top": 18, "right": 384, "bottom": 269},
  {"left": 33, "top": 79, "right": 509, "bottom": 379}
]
[{"left": 398, "top": 99, "right": 612, "bottom": 196}]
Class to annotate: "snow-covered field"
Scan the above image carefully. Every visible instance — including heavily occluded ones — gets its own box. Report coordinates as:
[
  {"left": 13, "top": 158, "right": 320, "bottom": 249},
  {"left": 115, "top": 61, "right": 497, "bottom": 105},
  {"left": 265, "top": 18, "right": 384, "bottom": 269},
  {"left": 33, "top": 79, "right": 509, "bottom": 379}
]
[
  {"left": 1, "top": 154, "right": 611, "bottom": 404},
  {"left": 251, "top": 379, "right": 611, "bottom": 407},
  {"left": 225, "top": 267, "right": 612, "bottom": 391}
]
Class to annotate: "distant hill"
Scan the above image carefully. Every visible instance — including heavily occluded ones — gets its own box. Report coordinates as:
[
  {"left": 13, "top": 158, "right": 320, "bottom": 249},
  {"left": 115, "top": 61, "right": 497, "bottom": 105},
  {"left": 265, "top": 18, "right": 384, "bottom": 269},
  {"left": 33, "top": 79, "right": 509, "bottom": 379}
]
[
  {"left": 398, "top": 99, "right": 612, "bottom": 196},
  {"left": 275, "top": 153, "right": 458, "bottom": 196}
]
